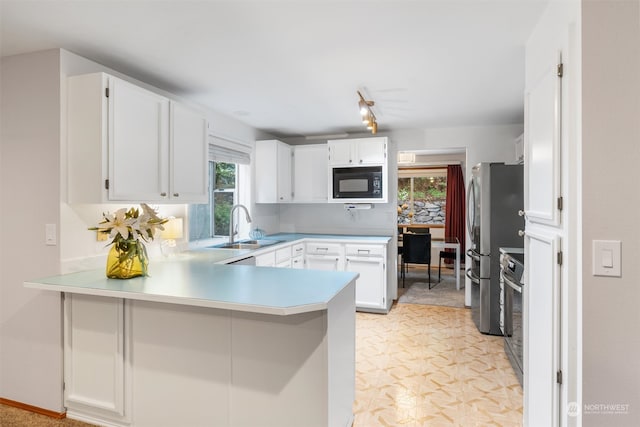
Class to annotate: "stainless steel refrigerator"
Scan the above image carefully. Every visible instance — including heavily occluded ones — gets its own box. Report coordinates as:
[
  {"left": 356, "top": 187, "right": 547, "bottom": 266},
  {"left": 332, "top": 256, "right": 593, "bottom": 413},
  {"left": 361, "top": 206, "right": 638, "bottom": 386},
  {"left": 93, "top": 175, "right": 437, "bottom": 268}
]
[{"left": 466, "top": 163, "right": 524, "bottom": 335}]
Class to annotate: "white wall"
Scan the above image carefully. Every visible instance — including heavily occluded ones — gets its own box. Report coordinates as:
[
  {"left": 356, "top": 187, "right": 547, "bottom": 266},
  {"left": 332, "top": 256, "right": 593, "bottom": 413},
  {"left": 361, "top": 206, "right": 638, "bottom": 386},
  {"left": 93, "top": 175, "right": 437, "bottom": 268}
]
[
  {"left": 0, "top": 50, "right": 64, "bottom": 411},
  {"left": 582, "top": 1, "right": 640, "bottom": 426}
]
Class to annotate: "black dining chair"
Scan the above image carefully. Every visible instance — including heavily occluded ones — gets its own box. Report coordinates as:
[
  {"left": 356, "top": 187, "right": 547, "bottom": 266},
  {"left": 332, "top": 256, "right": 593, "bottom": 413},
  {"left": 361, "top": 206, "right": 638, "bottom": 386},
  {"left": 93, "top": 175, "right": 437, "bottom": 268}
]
[{"left": 401, "top": 232, "right": 433, "bottom": 288}]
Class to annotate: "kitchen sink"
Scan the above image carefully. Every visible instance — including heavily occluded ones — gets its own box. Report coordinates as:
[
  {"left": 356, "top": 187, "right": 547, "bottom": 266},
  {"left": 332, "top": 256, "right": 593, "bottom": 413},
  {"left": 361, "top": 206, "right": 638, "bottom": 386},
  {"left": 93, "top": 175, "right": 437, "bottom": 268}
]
[{"left": 211, "top": 240, "right": 283, "bottom": 250}]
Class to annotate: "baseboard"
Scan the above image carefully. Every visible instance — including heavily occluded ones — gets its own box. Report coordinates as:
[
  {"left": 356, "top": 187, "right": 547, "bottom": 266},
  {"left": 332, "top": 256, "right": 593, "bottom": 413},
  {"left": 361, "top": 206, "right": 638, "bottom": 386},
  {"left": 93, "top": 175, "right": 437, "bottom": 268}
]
[{"left": 0, "top": 397, "right": 66, "bottom": 419}]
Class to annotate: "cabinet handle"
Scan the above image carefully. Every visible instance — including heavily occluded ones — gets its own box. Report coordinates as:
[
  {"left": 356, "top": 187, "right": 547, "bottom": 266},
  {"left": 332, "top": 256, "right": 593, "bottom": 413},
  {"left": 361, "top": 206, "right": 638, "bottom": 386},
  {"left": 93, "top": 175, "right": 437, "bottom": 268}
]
[
  {"left": 173, "top": 193, "right": 179, "bottom": 197},
  {"left": 349, "top": 159, "right": 352, "bottom": 163},
  {"left": 160, "top": 192, "right": 167, "bottom": 197},
  {"left": 280, "top": 196, "right": 283, "bottom": 200},
  {"left": 359, "top": 159, "right": 363, "bottom": 163}
]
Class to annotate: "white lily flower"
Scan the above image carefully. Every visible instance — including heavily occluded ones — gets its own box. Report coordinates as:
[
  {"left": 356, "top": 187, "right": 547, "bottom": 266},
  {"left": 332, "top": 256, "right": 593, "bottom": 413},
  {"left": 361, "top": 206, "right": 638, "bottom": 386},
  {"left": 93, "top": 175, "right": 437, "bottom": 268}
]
[{"left": 108, "top": 208, "right": 135, "bottom": 240}]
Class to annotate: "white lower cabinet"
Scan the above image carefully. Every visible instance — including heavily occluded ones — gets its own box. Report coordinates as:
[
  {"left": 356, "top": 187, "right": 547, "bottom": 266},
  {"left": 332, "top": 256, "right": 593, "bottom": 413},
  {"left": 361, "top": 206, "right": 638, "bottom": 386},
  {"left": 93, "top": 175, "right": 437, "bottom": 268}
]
[
  {"left": 239, "top": 239, "right": 389, "bottom": 312},
  {"left": 305, "top": 242, "right": 344, "bottom": 271},
  {"left": 291, "top": 255, "right": 304, "bottom": 269},
  {"left": 63, "top": 293, "right": 130, "bottom": 424},
  {"left": 63, "top": 290, "right": 355, "bottom": 427},
  {"left": 305, "top": 254, "right": 342, "bottom": 271},
  {"left": 255, "top": 251, "right": 276, "bottom": 267},
  {"left": 304, "top": 240, "right": 388, "bottom": 312},
  {"left": 345, "top": 244, "right": 387, "bottom": 311}
]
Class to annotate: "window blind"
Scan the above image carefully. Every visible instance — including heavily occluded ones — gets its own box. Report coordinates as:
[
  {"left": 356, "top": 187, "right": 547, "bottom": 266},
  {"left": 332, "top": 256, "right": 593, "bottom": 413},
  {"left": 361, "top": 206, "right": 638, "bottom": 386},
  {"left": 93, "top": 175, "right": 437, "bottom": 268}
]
[{"left": 208, "top": 135, "right": 251, "bottom": 165}]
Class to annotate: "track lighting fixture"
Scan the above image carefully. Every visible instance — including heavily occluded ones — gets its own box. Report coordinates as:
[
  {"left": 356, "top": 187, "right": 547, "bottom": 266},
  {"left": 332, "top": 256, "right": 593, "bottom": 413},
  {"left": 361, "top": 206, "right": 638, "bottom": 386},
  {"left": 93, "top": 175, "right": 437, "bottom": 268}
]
[{"left": 357, "top": 91, "right": 378, "bottom": 134}]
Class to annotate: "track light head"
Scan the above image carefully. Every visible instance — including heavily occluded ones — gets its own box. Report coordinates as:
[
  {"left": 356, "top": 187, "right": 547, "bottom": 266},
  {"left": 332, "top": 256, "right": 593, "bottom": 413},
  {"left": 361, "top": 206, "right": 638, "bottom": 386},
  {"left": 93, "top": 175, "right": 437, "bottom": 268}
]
[{"left": 357, "top": 90, "right": 379, "bottom": 134}]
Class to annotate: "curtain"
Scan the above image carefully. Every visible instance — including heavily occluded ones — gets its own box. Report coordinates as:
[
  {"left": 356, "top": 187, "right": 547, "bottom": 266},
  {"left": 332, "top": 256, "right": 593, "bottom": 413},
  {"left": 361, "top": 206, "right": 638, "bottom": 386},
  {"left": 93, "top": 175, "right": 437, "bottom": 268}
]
[{"left": 445, "top": 164, "right": 466, "bottom": 262}]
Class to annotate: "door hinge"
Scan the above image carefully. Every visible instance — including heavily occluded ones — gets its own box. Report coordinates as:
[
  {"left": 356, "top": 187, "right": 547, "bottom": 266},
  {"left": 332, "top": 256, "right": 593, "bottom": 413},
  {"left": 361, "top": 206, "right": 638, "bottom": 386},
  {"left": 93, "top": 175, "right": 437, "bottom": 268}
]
[
  {"left": 556, "top": 370, "right": 563, "bottom": 384},
  {"left": 104, "top": 179, "right": 109, "bottom": 190},
  {"left": 557, "top": 63, "right": 564, "bottom": 78},
  {"left": 63, "top": 381, "right": 66, "bottom": 391},
  {"left": 557, "top": 196, "right": 563, "bottom": 211},
  {"left": 105, "top": 87, "right": 109, "bottom": 98},
  {"left": 557, "top": 251, "right": 563, "bottom": 266}
]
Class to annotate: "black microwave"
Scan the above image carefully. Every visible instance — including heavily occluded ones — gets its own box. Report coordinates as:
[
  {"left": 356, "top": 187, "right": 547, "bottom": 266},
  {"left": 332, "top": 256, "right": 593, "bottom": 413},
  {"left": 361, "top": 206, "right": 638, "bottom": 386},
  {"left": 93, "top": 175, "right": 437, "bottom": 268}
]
[{"left": 331, "top": 166, "right": 383, "bottom": 201}]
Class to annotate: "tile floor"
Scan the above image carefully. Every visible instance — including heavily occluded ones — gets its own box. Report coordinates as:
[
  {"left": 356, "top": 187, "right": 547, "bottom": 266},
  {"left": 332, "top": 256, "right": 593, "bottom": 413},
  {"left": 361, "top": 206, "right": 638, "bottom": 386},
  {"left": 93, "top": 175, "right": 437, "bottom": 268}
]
[{"left": 354, "top": 303, "right": 523, "bottom": 426}]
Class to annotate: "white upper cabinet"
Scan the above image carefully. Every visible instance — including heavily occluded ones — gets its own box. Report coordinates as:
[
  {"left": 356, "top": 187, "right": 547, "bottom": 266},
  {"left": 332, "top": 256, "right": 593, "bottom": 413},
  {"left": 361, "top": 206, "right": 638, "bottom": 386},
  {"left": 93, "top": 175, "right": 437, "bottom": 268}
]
[
  {"left": 108, "top": 77, "right": 169, "bottom": 201},
  {"left": 169, "top": 102, "right": 208, "bottom": 202},
  {"left": 67, "top": 72, "right": 208, "bottom": 204},
  {"left": 524, "top": 52, "right": 563, "bottom": 226},
  {"left": 328, "top": 137, "right": 387, "bottom": 166},
  {"left": 255, "top": 140, "right": 292, "bottom": 203},
  {"left": 293, "top": 144, "right": 328, "bottom": 203}
]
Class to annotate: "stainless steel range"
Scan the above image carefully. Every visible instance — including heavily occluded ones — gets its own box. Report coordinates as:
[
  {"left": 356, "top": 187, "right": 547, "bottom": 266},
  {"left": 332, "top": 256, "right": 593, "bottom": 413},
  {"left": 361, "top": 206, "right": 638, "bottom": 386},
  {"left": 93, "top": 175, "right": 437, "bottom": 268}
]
[{"left": 500, "top": 248, "right": 524, "bottom": 386}]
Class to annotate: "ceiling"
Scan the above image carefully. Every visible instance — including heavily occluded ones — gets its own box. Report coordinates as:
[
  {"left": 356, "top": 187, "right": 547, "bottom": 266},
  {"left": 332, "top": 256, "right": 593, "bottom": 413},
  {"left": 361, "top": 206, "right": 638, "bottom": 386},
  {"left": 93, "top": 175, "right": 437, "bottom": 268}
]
[{"left": 0, "top": 0, "right": 548, "bottom": 138}]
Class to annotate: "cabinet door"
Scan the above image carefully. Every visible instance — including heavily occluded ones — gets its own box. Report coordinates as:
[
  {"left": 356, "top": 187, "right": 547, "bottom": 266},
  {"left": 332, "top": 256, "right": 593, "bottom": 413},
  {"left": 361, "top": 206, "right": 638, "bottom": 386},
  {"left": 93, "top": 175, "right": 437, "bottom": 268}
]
[
  {"left": 255, "top": 251, "right": 276, "bottom": 267},
  {"left": 293, "top": 145, "right": 328, "bottom": 202},
  {"left": 291, "top": 255, "right": 304, "bottom": 269},
  {"left": 255, "top": 140, "right": 292, "bottom": 203},
  {"left": 356, "top": 138, "right": 386, "bottom": 165},
  {"left": 328, "top": 141, "right": 353, "bottom": 165},
  {"left": 524, "top": 52, "right": 562, "bottom": 226},
  {"left": 170, "top": 102, "right": 208, "bottom": 203},
  {"left": 276, "top": 142, "right": 292, "bottom": 202},
  {"left": 109, "top": 77, "right": 169, "bottom": 201},
  {"left": 305, "top": 254, "right": 341, "bottom": 271},
  {"left": 523, "top": 230, "right": 561, "bottom": 427},
  {"left": 64, "top": 294, "right": 130, "bottom": 422},
  {"left": 345, "top": 256, "right": 385, "bottom": 309}
]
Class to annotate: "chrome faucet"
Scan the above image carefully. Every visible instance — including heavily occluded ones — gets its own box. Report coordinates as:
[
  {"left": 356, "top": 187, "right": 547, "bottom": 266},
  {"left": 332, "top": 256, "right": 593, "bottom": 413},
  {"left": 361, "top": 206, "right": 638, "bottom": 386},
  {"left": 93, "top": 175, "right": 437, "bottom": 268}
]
[{"left": 229, "top": 204, "right": 252, "bottom": 244}]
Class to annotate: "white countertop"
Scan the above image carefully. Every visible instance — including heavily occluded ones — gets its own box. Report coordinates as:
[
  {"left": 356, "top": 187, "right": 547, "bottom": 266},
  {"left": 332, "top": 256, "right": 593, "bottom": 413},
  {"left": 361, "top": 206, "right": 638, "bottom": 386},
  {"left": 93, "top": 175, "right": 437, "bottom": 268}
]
[
  {"left": 25, "top": 254, "right": 359, "bottom": 316},
  {"left": 195, "top": 233, "right": 392, "bottom": 264}
]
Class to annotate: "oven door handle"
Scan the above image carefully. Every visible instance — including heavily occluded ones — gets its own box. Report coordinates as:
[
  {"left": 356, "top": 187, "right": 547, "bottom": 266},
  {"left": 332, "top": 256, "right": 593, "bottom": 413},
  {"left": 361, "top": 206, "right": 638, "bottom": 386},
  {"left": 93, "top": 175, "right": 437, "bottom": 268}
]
[
  {"left": 465, "top": 268, "right": 481, "bottom": 284},
  {"left": 501, "top": 272, "right": 522, "bottom": 293}
]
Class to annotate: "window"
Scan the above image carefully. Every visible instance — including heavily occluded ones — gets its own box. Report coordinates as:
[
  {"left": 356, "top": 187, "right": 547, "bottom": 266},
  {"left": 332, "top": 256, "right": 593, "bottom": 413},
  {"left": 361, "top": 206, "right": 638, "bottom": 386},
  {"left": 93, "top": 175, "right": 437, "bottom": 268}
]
[
  {"left": 397, "top": 168, "right": 447, "bottom": 224},
  {"left": 189, "top": 161, "right": 237, "bottom": 239}
]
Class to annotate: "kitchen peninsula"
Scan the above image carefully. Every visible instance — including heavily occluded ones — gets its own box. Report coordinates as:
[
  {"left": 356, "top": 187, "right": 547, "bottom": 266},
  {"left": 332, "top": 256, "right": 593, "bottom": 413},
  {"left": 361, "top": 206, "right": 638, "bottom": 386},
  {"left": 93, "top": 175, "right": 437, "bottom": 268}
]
[{"left": 25, "top": 256, "right": 357, "bottom": 427}]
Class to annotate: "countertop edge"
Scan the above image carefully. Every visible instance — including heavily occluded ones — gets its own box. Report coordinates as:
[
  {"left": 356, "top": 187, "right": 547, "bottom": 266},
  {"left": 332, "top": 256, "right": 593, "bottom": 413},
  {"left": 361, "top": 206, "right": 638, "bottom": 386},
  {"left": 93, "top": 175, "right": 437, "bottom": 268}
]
[{"left": 24, "top": 275, "right": 359, "bottom": 316}]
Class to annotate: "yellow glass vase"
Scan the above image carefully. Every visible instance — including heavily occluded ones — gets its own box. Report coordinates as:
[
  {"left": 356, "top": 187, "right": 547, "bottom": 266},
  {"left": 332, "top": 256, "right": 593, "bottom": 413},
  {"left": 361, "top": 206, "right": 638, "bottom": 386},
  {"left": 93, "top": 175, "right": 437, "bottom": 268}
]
[{"left": 106, "top": 239, "right": 148, "bottom": 279}]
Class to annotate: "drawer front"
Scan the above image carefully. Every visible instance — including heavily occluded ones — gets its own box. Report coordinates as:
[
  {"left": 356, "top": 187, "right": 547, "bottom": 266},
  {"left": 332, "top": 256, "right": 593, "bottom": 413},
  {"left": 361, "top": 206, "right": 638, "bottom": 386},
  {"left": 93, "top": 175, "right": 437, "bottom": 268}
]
[
  {"left": 292, "top": 243, "right": 305, "bottom": 257},
  {"left": 345, "top": 244, "right": 384, "bottom": 257},
  {"left": 275, "top": 246, "right": 292, "bottom": 264},
  {"left": 305, "top": 242, "right": 342, "bottom": 255}
]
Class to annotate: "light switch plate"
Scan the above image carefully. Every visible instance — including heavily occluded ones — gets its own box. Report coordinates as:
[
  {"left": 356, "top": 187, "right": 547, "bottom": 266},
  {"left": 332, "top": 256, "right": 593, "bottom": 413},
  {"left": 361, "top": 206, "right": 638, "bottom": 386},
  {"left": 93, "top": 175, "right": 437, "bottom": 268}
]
[
  {"left": 593, "top": 240, "right": 621, "bottom": 277},
  {"left": 45, "top": 223, "right": 57, "bottom": 246}
]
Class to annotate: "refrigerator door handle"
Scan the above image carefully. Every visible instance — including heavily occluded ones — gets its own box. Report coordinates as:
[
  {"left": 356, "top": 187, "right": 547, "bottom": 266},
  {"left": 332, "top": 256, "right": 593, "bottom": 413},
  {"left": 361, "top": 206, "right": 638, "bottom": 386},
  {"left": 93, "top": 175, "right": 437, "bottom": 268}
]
[
  {"left": 466, "top": 178, "right": 475, "bottom": 239},
  {"left": 467, "top": 249, "right": 481, "bottom": 261},
  {"left": 466, "top": 268, "right": 481, "bottom": 284}
]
